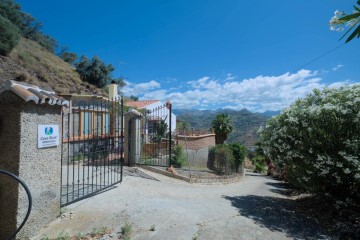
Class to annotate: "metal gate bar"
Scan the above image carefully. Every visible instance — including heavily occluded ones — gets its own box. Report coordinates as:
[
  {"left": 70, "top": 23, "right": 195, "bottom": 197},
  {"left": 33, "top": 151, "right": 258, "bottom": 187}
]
[
  {"left": 137, "top": 102, "right": 173, "bottom": 167},
  {"left": 61, "top": 98, "right": 124, "bottom": 206}
]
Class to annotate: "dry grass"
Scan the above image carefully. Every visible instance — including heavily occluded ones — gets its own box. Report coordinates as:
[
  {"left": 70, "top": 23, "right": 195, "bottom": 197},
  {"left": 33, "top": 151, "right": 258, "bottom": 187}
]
[{"left": 1, "top": 38, "right": 105, "bottom": 95}]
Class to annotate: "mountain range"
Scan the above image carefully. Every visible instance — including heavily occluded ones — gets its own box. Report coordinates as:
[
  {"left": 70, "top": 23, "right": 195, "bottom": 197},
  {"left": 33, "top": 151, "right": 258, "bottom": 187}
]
[{"left": 173, "top": 108, "right": 280, "bottom": 146}]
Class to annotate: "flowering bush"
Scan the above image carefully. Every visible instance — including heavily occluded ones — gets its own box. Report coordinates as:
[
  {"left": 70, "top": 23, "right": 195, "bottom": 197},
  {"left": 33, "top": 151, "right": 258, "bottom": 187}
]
[
  {"left": 329, "top": 1, "right": 360, "bottom": 43},
  {"left": 260, "top": 85, "right": 360, "bottom": 202}
]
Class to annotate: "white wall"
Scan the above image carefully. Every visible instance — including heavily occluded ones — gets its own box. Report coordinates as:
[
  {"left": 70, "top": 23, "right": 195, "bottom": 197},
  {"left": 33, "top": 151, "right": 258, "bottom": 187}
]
[{"left": 144, "top": 101, "right": 176, "bottom": 133}]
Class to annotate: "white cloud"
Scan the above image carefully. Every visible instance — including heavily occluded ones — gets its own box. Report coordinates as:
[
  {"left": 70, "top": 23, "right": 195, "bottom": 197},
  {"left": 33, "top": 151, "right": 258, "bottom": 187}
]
[
  {"left": 187, "top": 77, "right": 211, "bottom": 89},
  {"left": 332, "top": 64, "right": 344, "bottom": 71},
  {"left": 327, "top": 80, "right": 352, "bottom": 89},
  {"left": 123, "top": 80, "right": 160, "bottom": 96},
  {"left": 124, "top": 69, "right": 352, "bottom": 112},
  {"left": 225, "top": 73, "right": 235, "bottom": 81}
]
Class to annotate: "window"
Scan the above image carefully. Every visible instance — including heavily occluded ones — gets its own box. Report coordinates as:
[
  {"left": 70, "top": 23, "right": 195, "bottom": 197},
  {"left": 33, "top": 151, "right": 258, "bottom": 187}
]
[
  {"left": 94, "top": 112, "right": 102, "bottom": 135},
  {"left": 104, "top": 113, "right": 110, "bottom": 134},
  {"left": 81, "top": 112, "right": 92, "bottom": 135},
  {"left": 69, "top": 110, "right": 113, "bottom": 139},
  {"left": 72, "top": 112, "right": 80, "bottom": 137}
]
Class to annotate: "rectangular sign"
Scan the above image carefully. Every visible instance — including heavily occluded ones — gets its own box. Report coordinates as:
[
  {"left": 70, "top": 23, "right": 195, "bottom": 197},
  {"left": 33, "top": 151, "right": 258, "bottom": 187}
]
[{"left": 38, "top": 125, "right": 60, "bottom": 148}]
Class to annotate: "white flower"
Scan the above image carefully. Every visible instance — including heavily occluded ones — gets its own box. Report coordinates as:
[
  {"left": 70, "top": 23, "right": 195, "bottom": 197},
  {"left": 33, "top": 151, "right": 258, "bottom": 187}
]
[
  {"left": 336, "top": 162, "right": 343, "bottom": 168},
  {"left": 320, "top": 169, "right": 329, "bottom": 175},
  {"left": 344, "top": 168, "right": 351, "bottom": 174}
]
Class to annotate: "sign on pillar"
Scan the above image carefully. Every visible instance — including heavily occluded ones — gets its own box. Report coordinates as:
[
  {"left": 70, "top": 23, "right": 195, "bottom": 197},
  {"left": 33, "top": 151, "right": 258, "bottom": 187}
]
[{"left": 38, "top": 125, "right": 60, "bottom": 148}]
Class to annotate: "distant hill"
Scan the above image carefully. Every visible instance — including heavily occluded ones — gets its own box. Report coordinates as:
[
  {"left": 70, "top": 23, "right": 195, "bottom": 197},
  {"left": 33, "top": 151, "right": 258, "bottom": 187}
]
[
  {"left": 174, "top": 108, "right": 273, "bottom": 146},
  {"left": 0, "top": 38, "right": 103, "bottom": 94},
  {"left": 258, "top": 110, "right": 281, "bottom": 117}
]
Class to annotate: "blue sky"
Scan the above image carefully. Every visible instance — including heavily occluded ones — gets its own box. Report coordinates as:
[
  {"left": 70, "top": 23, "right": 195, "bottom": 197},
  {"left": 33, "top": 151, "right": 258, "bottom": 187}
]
[{"left": 18, "top": 0, "right": 359, "bottom": 111}]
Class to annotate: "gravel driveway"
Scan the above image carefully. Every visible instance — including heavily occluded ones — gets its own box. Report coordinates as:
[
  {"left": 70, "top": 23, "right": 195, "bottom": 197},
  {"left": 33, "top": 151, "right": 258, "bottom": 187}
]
[{"left": 34, "top": 168, "right": 330, "bottom": 240}]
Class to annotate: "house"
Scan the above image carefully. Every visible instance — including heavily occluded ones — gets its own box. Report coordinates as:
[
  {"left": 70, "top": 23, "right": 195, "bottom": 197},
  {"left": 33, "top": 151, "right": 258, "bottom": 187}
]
[
  {"left": 59, "top": 82, "right": 120, "bottom": 140},
  {"left": 125, "top": 100, "right": 175, "bottom": 165},
  {"left": 125, "top": 100, "right": 176, "bottom": 134}
]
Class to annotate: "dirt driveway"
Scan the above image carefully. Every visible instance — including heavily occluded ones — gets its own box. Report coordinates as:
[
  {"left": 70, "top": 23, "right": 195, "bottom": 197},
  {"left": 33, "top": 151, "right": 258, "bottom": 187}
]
[{"left": 34, "top": 168, "right": 330, "bottom": 240}]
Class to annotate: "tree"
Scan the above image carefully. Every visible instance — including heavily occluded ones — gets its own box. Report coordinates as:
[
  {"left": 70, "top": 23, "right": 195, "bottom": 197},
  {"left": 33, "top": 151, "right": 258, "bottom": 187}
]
[
  {"left": 58, "top": 46, "right": 78, "bottom": 65},
  {"left": 330, "top": 1, "right": 360, "bottom": 43},
  {"left": 212, "top": 113, "right": 233, "bottom": 144},
  {"left": 0, "top": 0, "right": 23, "bottom": 28},
  {"left": 0, "top": 0, "right": 58, "bottom": 52},
  {"left": 0, "top": 15, "right": 20, "bottom": 55},
  {"left": 75, "top": 55, "right": 115, "bottom": 88},
  {"left": 129, "top": 95, "right": 139, "bottom": 101}
]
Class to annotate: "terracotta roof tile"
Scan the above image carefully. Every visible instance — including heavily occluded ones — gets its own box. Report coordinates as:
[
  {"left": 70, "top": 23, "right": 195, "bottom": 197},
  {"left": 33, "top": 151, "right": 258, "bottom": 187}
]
[
  {"left": 0, "top": 80, "right": 69, "bottom": 107},
  {"left": 125, "top": 100, "right": 159, "bottom": 109}
]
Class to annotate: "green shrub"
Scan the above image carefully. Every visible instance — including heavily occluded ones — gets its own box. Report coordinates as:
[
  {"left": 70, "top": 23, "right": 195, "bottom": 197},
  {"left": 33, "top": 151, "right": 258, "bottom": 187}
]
[
  {"left": 229, "top": 143, "right": 247, "bottom": 172},
  {"left": 260, "top": 85, "right": 360, "bottom": 203},
  {"left": 0, "top": 15, "right": 20, "bottom": 55},
  {"left": 208, "top": 144, "right": 235, "bottom": 175},
  {"left": 171, "top": 144, "right": 186, "bottom": 167},
  {"left": 252, "top": 156, "right": 266, "bottom": 173}
]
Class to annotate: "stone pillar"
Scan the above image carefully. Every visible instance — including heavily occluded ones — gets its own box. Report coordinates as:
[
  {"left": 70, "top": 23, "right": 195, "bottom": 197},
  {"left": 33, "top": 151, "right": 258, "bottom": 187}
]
[
  {"left": 0, "top": 92, "right": 62, "bottom": 239},
  {"left": 124, "top": 111, "right": 142, "bottom": 165},
  {"left": 238, "top": 161, "right": 245, "bottom": 176}
]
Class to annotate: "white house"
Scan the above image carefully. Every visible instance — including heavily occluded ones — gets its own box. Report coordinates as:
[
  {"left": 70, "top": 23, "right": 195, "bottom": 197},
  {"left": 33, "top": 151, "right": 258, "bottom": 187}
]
[{"left": 125, "top": 100, "right": 176, "bottom": 133}]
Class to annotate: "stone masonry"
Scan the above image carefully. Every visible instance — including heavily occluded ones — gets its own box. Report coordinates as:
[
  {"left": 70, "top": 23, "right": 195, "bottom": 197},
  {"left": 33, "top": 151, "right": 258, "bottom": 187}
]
[{"left": 0, "top": 91, "right": 62, "bottom": 239}]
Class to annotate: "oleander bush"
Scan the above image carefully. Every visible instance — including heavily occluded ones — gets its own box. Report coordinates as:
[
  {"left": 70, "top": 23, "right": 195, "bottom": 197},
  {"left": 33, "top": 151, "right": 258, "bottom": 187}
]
[{"left": 260, "top": 85, "right": 360, "bottom": 203}]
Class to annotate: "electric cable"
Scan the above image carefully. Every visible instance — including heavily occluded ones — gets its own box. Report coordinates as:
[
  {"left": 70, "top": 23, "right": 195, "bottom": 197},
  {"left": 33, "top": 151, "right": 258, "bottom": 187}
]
[
  {"left": 0, "top": 169, "right": 32, "bottom": 240},
  {"left": 291, "top": 43, "right": 346, "bottom": 73}
]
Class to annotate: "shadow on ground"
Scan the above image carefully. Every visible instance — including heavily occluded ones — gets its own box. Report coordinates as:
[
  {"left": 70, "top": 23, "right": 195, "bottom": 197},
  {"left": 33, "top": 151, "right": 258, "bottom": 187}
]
[{"left": 223, "top": 194, "right": 330, "bottom": 240}]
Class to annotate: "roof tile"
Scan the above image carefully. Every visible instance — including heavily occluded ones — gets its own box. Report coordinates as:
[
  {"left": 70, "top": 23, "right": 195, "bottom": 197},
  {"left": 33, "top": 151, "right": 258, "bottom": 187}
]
[
  {"left": 125, "top": 100, "right": 159, "bottom": 109},
  {"left": 0, "top": 80, "right": 69, "bottom": 107}
]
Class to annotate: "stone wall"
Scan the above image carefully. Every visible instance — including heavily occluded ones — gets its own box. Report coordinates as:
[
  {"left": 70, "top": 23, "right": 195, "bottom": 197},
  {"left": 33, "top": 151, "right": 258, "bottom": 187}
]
[
  {"left": 0, "top": 92, "right": 22, "bottom": 239},
  {"left": 0, "top": 91, "right": 62, "bottom": 239}
]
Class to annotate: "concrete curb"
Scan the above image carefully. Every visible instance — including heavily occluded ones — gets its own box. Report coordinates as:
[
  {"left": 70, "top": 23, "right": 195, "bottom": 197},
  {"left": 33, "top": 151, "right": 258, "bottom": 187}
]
[{"left": 137, "top": 165, "right": 243, "bottom": 184}]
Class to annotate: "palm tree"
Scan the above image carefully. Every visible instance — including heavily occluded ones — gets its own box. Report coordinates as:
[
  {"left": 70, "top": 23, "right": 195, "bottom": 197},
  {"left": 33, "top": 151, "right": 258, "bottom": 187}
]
[{"left": 212, "top": 113, "right": 233, "bottom": 144}]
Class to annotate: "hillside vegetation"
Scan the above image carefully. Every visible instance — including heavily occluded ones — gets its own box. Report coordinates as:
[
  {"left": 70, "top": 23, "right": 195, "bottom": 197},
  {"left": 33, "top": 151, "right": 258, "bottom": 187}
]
[
  {"left": 0, "top": 0, "right": 124, "bottom": 94},
  {"left": 174, "top": 109, "right": 271, "bottom": 146},
  {"left": 0, "top": 37, "right": 103, "bottom": 94}
]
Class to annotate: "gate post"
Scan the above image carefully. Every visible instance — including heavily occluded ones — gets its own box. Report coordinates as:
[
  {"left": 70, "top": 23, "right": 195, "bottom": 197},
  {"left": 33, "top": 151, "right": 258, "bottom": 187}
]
[
  {"left": 124, "top": 110, "right": 142, "bottom": 165},
  {"left": 0, "top": 81, "right": 67, "bottom": 239},
  {"left": 168, "top": 103, "right": 172, "bottom": 165}
]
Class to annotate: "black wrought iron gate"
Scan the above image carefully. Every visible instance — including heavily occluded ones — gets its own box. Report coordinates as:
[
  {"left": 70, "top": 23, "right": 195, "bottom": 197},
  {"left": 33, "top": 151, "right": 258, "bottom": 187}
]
[
  {"left": 61, "top": 98, "right": 124, "bottom": 206},
  {"left": 136, "top": 102, "right": 173, "bottom": 167}
]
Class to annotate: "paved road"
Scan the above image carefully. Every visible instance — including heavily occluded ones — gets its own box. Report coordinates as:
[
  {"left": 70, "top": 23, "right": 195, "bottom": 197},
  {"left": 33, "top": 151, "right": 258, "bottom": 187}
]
[{"left": 34, "top": 169, "right": 330, "bottom": 240}]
